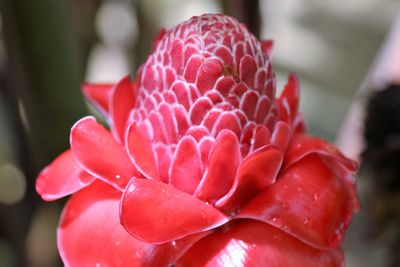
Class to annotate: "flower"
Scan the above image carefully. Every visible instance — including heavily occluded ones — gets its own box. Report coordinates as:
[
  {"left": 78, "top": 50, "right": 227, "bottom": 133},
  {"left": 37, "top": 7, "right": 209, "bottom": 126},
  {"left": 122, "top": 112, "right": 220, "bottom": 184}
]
[{"left": 36, "top": 14, "right": 358, "bottom": 266}]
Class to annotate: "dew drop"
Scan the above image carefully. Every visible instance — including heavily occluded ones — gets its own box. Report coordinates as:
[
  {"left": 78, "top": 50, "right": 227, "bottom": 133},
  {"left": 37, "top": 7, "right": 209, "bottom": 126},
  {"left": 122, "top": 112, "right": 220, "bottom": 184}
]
[
  {"left": 303, "top": 218, "right": 310, "bottom": 225},
  {"left": 171, "top": 241, "right": 177, "bottom": 247},
  {"left": 313, "top": 193, "right": 319, "bottom": 203},
  {"left": 128, "top": 185, "right": 135, "bottom": 193},
  {"left": 115, "top": 174, "right": 121, "bottom": 179},
  {"left": 200, "top": 211, "right": 205, "bottom": 218},
  {"left": 96, "top": 263, "right": 101, "bottom": 267}
]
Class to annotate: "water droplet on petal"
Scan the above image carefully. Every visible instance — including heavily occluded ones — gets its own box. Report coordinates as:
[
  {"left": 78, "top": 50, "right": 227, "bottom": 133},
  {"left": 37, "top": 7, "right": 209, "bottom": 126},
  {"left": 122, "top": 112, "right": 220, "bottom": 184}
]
[
  {"left": 313, "top": 193, "right": 319, "bottom": 203},
  {"left": 115, "top": 174, "right": 121, "bottom": 179},
  {"left": 128, "top": 185, "right": 135, "bottom": 192}
]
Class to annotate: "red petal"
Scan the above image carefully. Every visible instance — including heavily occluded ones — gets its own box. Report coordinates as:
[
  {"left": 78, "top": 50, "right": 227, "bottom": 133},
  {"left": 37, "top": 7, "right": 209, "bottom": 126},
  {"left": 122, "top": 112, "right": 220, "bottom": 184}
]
[
  {"left": 239, "top": 154, "right": 356, "bottom": 249},
  {"left": 36, "top": 150, "right": 94, "bottom": 201},
  {"left": 58, "top": 182, "right": 185, "bottom": 266},
  {"left": 271, "top": 121, "right": 290, "bottom": 153},
  {"left": 125, "top": 122, "right": 161, "bottom": 180},
  {"left": 121, "top": 179, "right": 228, "bottom": 243},
  {"left": 110, "top": 76, "right": 136, "bottom": 143},
  {"left": 170, "top": 136, "right": 203, "bottom": 194},
  {"left": 195, "top": 130, "right": 240, "bottom": 203},
  {"left": 251, "top": 124, "right": 271, "bottom": 151},
  {"left": 70, "top": 117, "right": 138, "bottom": 190},
  {"left": 177, "top": 220, "right": 344, "bottom": 267},
  {"left": 284, "top": 134, "right": 358, "bottom": 171},
  {"left": 278, "top": 73, "right": 300, "bottom": 122},
  {"left": 216, "top": 146, "right": 283, "bottom": 213},
  {"left": 261, "top": 39, "right": 274, "bottom": 56},
  {"left": 81, "top": 83, "right": 114, "bottom": 116}
]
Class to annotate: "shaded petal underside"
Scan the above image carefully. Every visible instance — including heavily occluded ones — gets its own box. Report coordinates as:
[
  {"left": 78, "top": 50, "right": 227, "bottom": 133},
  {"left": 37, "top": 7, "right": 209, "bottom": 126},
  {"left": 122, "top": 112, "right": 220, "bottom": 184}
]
[
  {"left": 36, "top": 150, "right": 94, "bottom": 201},
  {"left": 177, "top": 220, "right": 344, "bottom": 267}
]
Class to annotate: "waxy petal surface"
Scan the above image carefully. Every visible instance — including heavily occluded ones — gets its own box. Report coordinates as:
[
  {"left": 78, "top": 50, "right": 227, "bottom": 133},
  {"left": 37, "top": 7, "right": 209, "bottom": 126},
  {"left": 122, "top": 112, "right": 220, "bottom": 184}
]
[
  {"left": 170, "top": 136, "right": 203, "bottom": 194},
  {"left": 121, "top": 178, "right": 228, "bottom": 243},
  {"left": 58, "top": 182, "right": 188, "bottom": 267},
  {"left": 216, "top": 146, "right": 283, "bottom": 212},
  {"left": 126, "top": 122, "right": 161, "bottom": 180},
  {"left": 110, "top": 76, "right": 136, "bottom": 143},
  {"left": 284, "top": 134, "right": 358, "bottom": 171},
  {"left": 36, "top": 150, "right": 94, "bottom": 201},
  {"left": 195, "top": 130, "right": 241, "bottom": 202},
  {"left": 177, "top": 220, "right": 344, "bottom": 267},
  {"left": 70, "top": 117, "right": 138, "bottom": 190},
  {"left": 239, "top": 154, "right": 355, "bottom": 249},
  {"left": 81, "top": 83, "right": 114, "bottom": 116},
  {"left": 277, "top": 73, "right": 300, "bottom": 123}
]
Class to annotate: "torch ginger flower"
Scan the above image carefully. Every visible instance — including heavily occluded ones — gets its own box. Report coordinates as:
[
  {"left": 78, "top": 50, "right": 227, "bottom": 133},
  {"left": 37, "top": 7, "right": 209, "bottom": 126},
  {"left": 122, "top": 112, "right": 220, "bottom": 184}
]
[{"left": 36, "top": 14, "right": 358, "bottom": 266}]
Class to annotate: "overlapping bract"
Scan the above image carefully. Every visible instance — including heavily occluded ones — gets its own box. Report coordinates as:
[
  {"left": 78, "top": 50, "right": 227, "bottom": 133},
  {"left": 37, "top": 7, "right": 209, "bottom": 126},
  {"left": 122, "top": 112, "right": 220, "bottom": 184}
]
[{"left": 36, "top": 14, "right": 358, "bottom": 266}]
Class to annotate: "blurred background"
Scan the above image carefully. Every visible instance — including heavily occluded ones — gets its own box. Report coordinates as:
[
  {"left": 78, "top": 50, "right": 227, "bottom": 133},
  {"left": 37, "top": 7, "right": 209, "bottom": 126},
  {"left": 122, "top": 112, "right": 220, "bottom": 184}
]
[{"left": 0, "top": 0, "right": 399, "bottom": 266}]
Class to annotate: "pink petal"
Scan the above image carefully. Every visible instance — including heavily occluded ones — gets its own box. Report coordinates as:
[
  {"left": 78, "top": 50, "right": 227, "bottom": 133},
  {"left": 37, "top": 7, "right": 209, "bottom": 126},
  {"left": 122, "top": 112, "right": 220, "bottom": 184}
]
[
  {"left": 215, "top": 46, "right": 233, "bottom": 66},
  {"left": 238, "top": 154, "right": 356, "bottom": 249},
  {"left": 212, "top": 112, "right": 242, "bottom": 139},
  {"left": 195, "top": 130, "right": 240, "bottom": 203},
  {"left": 70, "top": 117, "right": 138, "bottom": 190},
  {"left": 58, "top": 182, "right": 186, "bottom": 267},
  {"left": 195, "top": 58, "right": 223, "bottom": 94},
  {"left": 284, "top": 134, "right": 358, "bottom": 171},
  {"left": 36, "top": 150, "right": 94, "bottom": 201},
  {"left": 170, "top": 40, "right": 184, "bottom": 74},
  {"left": 154, "top": 143, "right": 173, "bottom": 183},
  {"left": 81, "top": 83, "right": 114, "bottom": 116},
  {"left": 177, "top": 220, "right": 344, "bottom": 267},
  {"left": 121, "top": 179, "right": 228, "bottom": 243},
  {"left": 190, "top": 97, "right": 214, "bottom": 125},
  {"left": 216, "top": 146, "right": 283, "bottom": 213},
  {"left": 215, "top": 76, "right": 235, "bottom": 96},
  {"left": 171, "top": 81, "right": 191, "bottom": 110},
  {"left": 184, "top": 55, "right": 204, "bottom": 83},
  {"left": 170, "top": 136, "right": 203, "bottom": 194},
  {"left": 239, "top": 55, "right": 257, "bottom": 88},
  {"left": 125, "top": 122, "right": 161, "bottom": 180},
  {"left": 240, "top": 91, "right": 258, "bottom": 120},
  {"left": 110, "top": 76, "right": 136, "bottom": 143}
]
